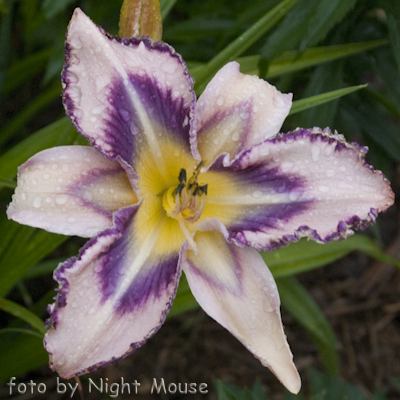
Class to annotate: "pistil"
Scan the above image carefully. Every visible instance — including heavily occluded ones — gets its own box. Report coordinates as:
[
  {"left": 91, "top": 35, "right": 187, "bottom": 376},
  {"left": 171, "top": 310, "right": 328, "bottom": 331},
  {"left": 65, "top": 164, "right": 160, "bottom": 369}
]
[{"left": 162, "top": 163, "right": 208, "bottom": 253}]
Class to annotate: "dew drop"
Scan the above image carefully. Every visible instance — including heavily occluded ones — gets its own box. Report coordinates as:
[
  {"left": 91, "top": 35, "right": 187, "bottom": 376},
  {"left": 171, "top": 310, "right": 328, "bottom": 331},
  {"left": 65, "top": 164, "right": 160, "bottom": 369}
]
[
  {"left": 21, "top": 192, "right": 27, "bottom": 201},
  {"left": 55, "top": 194, "right": 69, "bottom": 205},
  {"left": 130, "top": 123, "right": 139, "bottom": 135},
  {"left": 70, "top": 35, "right": 83, "bottom": 49},
  {"left": 118, "top": 108, "right": 130, "bottom": 122},
  {"left": 33, "top": 196, "right": 42, "bottom": 208},
  {"left": 281, "top": 161, "right": 294, "bottom": 172},
  {"left": 232, "top": 132, "right": 240, "bottom": 141},
  {"left": 43, "top": 173, "right": 50, "bottom": 180},
  {"left": 32, "top": 179, "right": 38, "bottom": 186},
  {"left": 325, "top": 169, "right": 335, "bottom": 177},
  {"left": 83, "top": 191, "right": 93, "bottom": 201},
  {"left": 252, "top": 190, "right": 263, "bottom": 198},
  {"left": 289, "top": 189, "right": 302, "bottom": 202},
  {"left": 162, "top": 61, "right": 178, "bottom": 74},
  {"left": 318, "top": 185, "right": 330, "bottom": 193},
  {"left": 311, "top": 145, "right": 320, "bottom": 162},
  {"left": 67, "top": 72, "right": 79, "bottom": 84},
  {"left": 91, "top": 105, "right": 105, "bottom": 115},
  {"left": 216, "top": 96, "right": 224, "bottom": 106}
]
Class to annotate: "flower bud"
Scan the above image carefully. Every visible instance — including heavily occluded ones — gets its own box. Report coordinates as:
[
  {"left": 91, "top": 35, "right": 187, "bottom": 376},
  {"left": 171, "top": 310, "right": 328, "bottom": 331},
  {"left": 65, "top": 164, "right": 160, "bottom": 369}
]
[{"left": 119, "top": 0, "right": 162, "bottom": 40}]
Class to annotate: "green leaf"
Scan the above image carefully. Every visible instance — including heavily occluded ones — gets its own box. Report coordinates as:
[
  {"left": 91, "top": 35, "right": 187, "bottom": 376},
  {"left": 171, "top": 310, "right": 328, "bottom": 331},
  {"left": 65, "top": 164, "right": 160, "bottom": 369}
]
[
  {"left": 289, "top": 84, "right": 367, "bottom": 116},
  {"left": 0, "top": 83, "right": 61, "bottom": 147},
  {"left": 290, "top": 61, "right": 344, "bottom": 128},
  {"left": 188, "top": 40, "right": 387, "bottom": 80},
  {"left": 0, "top": 0, "right": 12, "bottom": 95},
  {"left": 193, "top": 0, "right": 301, "bottom": 93},
  {"left": 41, "top": 0, "right": 75, "bottom": 19},
  {"left": 305, "top": 0, "right": 358, "bottom": 49},
  {"left": 0, "top": 334, "right": 48, "bottom": 384},
  {"left": 2, "top": 48, "right": 52, "bottom": 95},
  {"left": 266, "top": 40, "right": 387, "bottom": 79},
  {"left": 0, "top": 328, "right": 43, "bottom": 339},
  {"left": 214, "top": 378, "right": 270, "bottom": 400},
  {"left": 0, "top": 216, "right": 68, "bottom": 297},
  {"left": 160, "top": 0, "right": 178, "bottom": 20},
  {"left": 340, "top": 96, "right": 400, "bottom": 163},
  {"left": 381, "top": 0, "right": 400, "bottom": 72},
  {"left": 0, "top": 117, "right": 85, "bottom": 183},
  {"left": 261, "top": 235, "right": 400, "bottom": 279},
  {"left": 25, "top": 257, "right": 65, "bottom": 279},
  {"left": 277, "top": 277, "right": 338, "bottom": 376},
  {"left": 0, "top": 298, "right": 46, "bottom": 334},
  {"left": 167, "top": 272, "right": 199, "bottom": 319},
  {"left": 259, "top": 0, "right": 321, "bottom": 63},
  {"left": 371, "top": 49, "right": 400, "bottom": 117}
]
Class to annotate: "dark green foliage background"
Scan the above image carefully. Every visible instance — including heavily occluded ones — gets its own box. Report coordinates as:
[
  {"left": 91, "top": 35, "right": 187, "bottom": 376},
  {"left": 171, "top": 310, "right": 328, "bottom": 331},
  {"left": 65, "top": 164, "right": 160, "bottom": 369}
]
[{"left": 0, "top": 0, "right": 399, "bottom": 397}]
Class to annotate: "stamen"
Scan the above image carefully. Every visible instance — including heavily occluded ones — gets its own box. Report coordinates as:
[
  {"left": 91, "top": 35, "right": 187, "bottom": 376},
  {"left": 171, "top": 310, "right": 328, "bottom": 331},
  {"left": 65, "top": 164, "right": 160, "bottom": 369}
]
[{"left": 178, "top": 219, "right": 198, "bottom": 254}]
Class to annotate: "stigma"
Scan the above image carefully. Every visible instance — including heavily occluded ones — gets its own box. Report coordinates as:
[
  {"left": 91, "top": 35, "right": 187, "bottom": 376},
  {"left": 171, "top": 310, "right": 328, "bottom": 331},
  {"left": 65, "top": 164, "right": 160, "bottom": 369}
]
[
  {"left": 162, "top": 163, "right": 207, "bottom": 223},
  {"left": 162, "top": 163, "right": 208, "bottom": 253}
]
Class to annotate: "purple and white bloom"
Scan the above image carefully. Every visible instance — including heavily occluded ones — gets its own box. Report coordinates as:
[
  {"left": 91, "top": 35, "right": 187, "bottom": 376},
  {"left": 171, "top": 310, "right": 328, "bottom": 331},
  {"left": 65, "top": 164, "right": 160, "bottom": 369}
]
[{"left": 7, "top": 8, "right": 394, "bottom": 394}]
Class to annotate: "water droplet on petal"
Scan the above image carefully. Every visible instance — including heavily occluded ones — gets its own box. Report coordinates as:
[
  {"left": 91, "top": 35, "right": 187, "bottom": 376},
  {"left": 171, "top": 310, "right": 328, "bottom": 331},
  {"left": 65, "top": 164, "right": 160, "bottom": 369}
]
[
  {"left": 83, "top": 191, "right": 93, "bottom": 201},
  {"left": 70, "top": 35, "right": 83, "bottom": 49},
  {"left": 55, "top": 194, "right": 69, "bottom": 205},
  {"left": 232, "top": 132, "right": 240, "bottom": 141},
  {"left": 311, "top": 145, "right": 320, "bottom": 162},
  {"left": 67, "top": 72, "right": 79, "bottom": 84},
  {"left": 162, "top": 61, "right": 178, "bottom": 74},
  {"left": 216, "top": 96, "right": 224, "bottom": 106},
  {"left": 33, "top": 196, "right": 42, "bottom": 208},
  {"left": 318, "top": 185, "right": 330, "bottom": 193},
  {"left": 118, "top": 108, "right": 130, "bottom": 122},
  {"left": 130, "top": 123, "right": 139, "bottom": 135},
  {"left": 281, "top": 161, "right": 294, "bottom": 173},
  {"left": 325, "top": 169, "right": 335, "bottom": 177}
]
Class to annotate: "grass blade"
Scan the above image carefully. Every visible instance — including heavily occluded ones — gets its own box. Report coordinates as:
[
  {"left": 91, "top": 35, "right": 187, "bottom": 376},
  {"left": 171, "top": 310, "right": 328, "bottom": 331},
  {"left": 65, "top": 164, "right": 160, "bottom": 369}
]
[
  {"left": 289, "top": 84, "right": 367, "bottom": 116},
  {"left": 0, "top": 298, "right": 46, "bottom": 334},
  {"left": 0, "top": 83, "right": 61, "bottom": 147},
  {"left": 261, "top": 235, "right": 400, "bottom": 278},
  {"left": 193, "top": 0, "right": 301, "bottom": 93},
  {"left": 0, "top": 117, "right": 84, "bottom": 182},
  {"left": 277, "top": 276, "right": 339, "bottom": 376}
]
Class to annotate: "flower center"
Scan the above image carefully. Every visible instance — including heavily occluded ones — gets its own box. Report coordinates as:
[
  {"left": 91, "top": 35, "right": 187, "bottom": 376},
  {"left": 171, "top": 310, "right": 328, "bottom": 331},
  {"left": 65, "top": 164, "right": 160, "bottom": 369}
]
[
  {"left": 162, "top": 163, "right": 208, "bottom": 253},
  {"left": 162, "top": 162, "right": 207, "bottom": 223}
]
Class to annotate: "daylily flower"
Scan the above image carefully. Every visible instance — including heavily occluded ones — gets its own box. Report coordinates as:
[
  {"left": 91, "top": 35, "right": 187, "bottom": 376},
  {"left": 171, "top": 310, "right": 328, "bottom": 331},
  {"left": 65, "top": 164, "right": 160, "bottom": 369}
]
[{"left": 7, "top": 8, "right": 394, "bottom": 394}]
